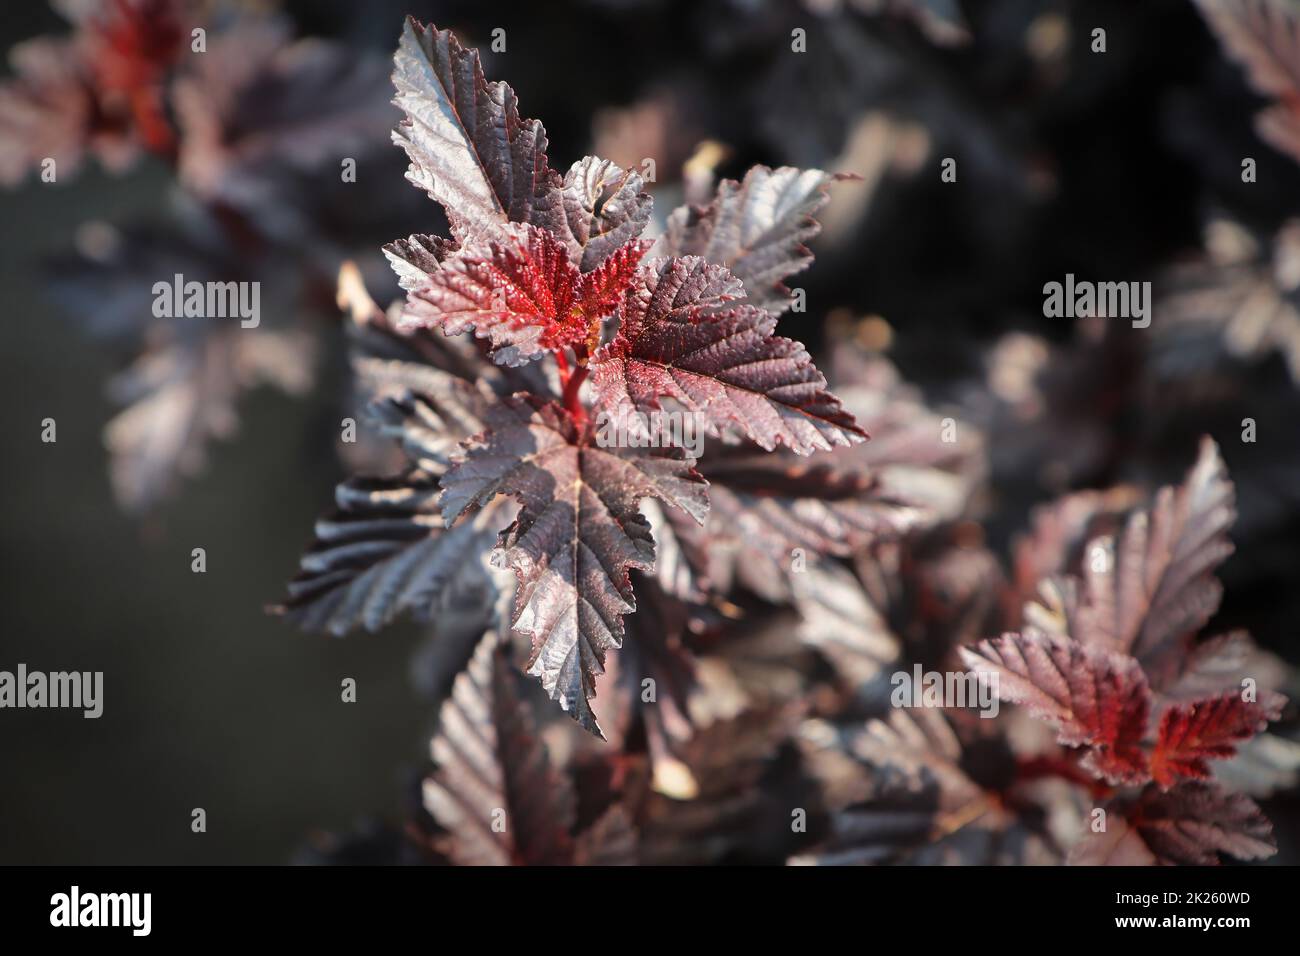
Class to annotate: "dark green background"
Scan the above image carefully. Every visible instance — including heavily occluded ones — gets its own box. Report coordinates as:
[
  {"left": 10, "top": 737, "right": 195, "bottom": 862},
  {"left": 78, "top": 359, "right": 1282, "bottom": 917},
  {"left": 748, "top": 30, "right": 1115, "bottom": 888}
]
[{"left": 0, "top": 3, "right": 431, "bottom": 865}]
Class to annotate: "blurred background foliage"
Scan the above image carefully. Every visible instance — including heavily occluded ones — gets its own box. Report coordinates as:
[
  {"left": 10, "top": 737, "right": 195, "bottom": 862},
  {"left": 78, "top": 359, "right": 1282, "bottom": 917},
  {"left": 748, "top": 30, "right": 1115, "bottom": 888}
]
[{"left": 1, "top": 0, "right": 1298, "bottom": 862}]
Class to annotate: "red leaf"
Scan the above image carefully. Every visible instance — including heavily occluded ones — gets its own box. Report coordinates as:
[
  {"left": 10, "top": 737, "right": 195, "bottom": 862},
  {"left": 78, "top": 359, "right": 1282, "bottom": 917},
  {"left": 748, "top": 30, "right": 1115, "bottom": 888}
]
[
  {"left": 1150, "top": 691, "right": 1286, "bottom": 786},
  {"left": 401, "top": 224, "right": 650, "bottom": 366},
  {"left": 960, "top": 629, "right": 1152, "bottom": 784}
]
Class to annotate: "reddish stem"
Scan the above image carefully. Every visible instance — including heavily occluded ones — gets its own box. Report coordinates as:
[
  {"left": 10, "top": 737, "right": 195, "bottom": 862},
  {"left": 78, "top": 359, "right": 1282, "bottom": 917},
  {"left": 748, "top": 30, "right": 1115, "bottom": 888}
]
[
  {"left": 557, "top": 343, "right": 590, "bottom": 425},
  {"left": 562, "top": 363, "right": 589, "bottom": 425},
  {"left": 129, "top": 89, "right": 177, "bottom": 162},
  {"left": 1015, "top": 754, "right": 1113, "bottom": 799}
]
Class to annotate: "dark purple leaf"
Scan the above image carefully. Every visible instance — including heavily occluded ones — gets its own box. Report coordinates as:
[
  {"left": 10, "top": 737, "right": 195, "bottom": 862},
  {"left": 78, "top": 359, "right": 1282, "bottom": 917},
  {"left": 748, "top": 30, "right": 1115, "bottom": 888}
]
[
  {"left": 592, "top": 255, "right": 867, "bottom": 455},
  {"left": 1070, "top": 782, "right": 1277, "bottom": 865},
  {"left": 276, "top": 475, "right": 506, "bottom": 637},
  {"left": 424, "top": 631, "right": 576, "bottom": 865},
  {"left": 660, "top": 165, "right": 841, "bottom": 314},
  {"left": 390, "top": 17, "right": 561, "bottom": 243},
  {"left": 438, "top": 396, "right": 709, "bottom": 736}
]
